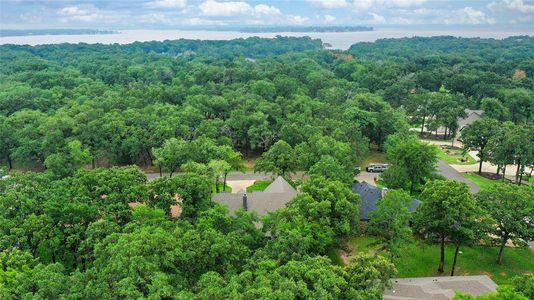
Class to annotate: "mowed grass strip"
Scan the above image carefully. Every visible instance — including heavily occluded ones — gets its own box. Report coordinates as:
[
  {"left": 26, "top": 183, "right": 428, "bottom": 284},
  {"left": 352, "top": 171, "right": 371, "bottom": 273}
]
[
  {"left": 348, "top": 236, "right": 534, "bottom": 284},
  {"left": 246, "top": 180, "right": 272, "bottom": 192},
  {"left": 436, "top": 146, "right": 477, "bottom": 165},
  {"left": 462, "top": 172, "right": 500, "bottom": 191},
  {"left": 212, "top": 183, "right": 232, "bottom": 193}
]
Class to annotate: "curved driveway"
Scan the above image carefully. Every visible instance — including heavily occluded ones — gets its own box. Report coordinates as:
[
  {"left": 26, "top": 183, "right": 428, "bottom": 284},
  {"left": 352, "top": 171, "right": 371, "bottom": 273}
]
[{"left": 436, "top": 160, "right": 480, "bottom": 193}]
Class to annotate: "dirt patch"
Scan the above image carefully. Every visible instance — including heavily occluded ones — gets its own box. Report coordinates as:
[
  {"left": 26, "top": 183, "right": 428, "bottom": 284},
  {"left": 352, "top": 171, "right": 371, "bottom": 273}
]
[
  {"left": 478, "top": 172, "right": 504, "bottom": 180},
  {"left": 340, "top": 250, "right": 350, "bottom": 265},
  {"left": 513, "top": 69, "right": 526, "bottom": 80}
]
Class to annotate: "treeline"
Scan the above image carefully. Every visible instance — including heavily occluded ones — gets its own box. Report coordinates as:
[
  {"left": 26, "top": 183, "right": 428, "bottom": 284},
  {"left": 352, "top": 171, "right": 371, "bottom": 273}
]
[
  {"left": 1, "top": 36, "right": 533, "bottom": 179},
  {"left": 0, "top": 36, "right": 409, "bottom": 175},
  {"left": 0, "top": 36, "right": 533, "bottom": 299},
  {"left": 349, "top": 36, "right": 533, "bottom": 107},
  {"left": 0, "top": 167, "right": 396, "bottom": 298}
]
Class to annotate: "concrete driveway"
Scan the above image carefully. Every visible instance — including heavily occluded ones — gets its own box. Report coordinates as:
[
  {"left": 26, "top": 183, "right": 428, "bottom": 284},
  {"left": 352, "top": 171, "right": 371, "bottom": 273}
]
[
  {"left": 226, "top": 180, "right": 256, "bottom": 193},
  {"left": 146, "top": 171, "right": 307, "bottom": 182},
  {"left": 437, "top": 160, "right": 480, "bottom": 193},
  {"left": 355, "top": 171, "right": 380, "bottom": 186}
]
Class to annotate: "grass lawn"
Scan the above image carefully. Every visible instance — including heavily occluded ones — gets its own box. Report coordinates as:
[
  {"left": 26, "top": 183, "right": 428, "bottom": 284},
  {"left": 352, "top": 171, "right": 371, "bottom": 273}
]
[
  {"left": 347, "top": 236, "right": 534, "bottom": 284},
  {"left": 212, "top": 183, "right": 232, "bottom": 193},
  {"left": 326, "top": 246, "right": 344, "bottom": 266},
  {"left": 246, "top": 180, "right": 272, "bottom": 192},
  {"left": 360, "top": 150, "right": 387, "bottom": 168},
  {"left": 375, "top": 179, "right": 387, "bottom": 189},
  {"left": 435, "top": 146, "right": 477, "bottom": 165},
  {"left": 242, "top": 157, "right": 257, "bottom": 171},
  {"left": 462, "top": 172, "right": 499, "bottom": 191}
]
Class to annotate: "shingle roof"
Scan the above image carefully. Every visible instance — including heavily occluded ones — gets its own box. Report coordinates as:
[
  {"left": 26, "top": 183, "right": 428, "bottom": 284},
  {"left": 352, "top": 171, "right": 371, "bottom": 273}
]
[
  {"left": 384, "top": 275, "right": 497, "bottom": 299},
  {"left": 353, "top": 182, "right": 383, "bottom": 220},
  {"left": 263, "top": 176, "right": 296, "bottom": 193},
  {"left": 212, "top": 176, "right": 297, "bottom": 216},
  {"left": 352, "top": 182, "right": 422, "bottom": 221},
  {"left": 459, "top": 109, "right": 483, "bottom": 130}
]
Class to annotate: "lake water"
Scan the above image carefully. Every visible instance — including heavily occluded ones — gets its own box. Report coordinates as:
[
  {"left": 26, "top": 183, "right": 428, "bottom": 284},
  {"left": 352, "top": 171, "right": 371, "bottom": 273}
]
[{"left": 1, "top": 28, "right": 533, "bottom": 50}]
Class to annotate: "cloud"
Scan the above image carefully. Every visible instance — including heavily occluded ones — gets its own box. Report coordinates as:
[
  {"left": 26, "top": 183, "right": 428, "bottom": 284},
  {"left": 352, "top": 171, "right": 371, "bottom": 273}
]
[
  {"left": 390, "top": 16, "right": 414, "bottom": 24},
  {"left": 501, "top": 0, "right": 534, "bottom": 13},
  {"left": 511, "top": 14, "right": 534, "bottom": 23},
  {"left": 287, "top": 15, "right": 310, "bottom": 24},
  {"left": 324, "top": 14, "right": 336, "bottom": 23},
  {"left": 352, "top": 0, "right": 375, "bottom": 10},
  {"left": 58, "top": 6, "right": 87, "bottom": 16},
  {"left": 351, "top": 0, "right": 425, "bottom": 10},
  {"left": 185, "top": 17, "right": 227, "bottom": 25},
  {"left": 146, "top": 0, "right": 187, "bottom": 8},
  {"left": 369, "top": 12, "right": 386, "bottom": 23},
  {"left": 446, "top": 7, "right": 496, "bottom": 24},
  {"left": 199, "top": 0, "right": 252, "bottom": 16},
  {"left": 307, "top": 0, "right": 348, "bottom": 9},
  {"left": 382, "top": 0, "right": 426, "bottom": 8},
  {"left": 254, "top": 4, "right": 281, "bottom": 16},
  {"left": 57, "top": 5, "right": 102, "bottom": 22},
  {"left": 139, "top": 12, "right": 175, "bottom": 24}
]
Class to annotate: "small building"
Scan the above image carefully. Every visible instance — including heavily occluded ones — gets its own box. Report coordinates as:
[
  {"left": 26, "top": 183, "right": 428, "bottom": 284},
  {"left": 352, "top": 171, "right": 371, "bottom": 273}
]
[
  {"left": 426, "top": 109, "right": 483, "bottom": 137},
  {"left": 352, "top": 182, "right": 422, "bottom": 221},
  {"left": 212, "top": 176, "right": 297, "bottom": 216},
  {"left": 458, "top": 109, "right": 483, "bottom": 132},
  {"left": 384, "top": 275, "right": 497, "bottom": 299}
]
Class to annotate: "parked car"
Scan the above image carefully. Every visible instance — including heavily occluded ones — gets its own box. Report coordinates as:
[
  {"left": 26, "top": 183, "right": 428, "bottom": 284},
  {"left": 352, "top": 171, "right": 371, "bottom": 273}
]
[
  {"left": 366, "top": 164, "right": 388, "bottom": 173},
  {"left": 354, "top": 166, "right": 361, "bottom": 175}
]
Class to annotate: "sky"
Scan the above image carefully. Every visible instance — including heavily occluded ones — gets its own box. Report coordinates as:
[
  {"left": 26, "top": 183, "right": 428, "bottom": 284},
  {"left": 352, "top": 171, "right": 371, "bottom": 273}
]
[{"left": 1, "top": 0, "right": 533, "bottom": 29}]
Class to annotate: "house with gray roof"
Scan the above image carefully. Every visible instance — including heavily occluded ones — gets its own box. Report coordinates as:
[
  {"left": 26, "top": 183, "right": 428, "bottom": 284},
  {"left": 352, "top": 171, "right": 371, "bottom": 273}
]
[
  {"left": 425, "top": 108, "right": 484, "bottom": 137},
  {"left": 212, "top": 176, "right": 297, "bottom": 216},
  {"left": 352, "top": 182, "right": 422, "bottom": 221},
  {"left": 384, "top": 275, "right": 497, "bottom": 299},
  {"left": 458, "top": 109, "right": 483, "bottom": 132}
]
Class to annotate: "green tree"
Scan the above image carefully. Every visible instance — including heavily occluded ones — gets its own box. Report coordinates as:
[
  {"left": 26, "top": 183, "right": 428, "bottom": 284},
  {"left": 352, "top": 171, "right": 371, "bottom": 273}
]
[
  {"left": 501, "top": 88, "right": 533, "bottom": 124},
  {"left": 414, "top": 180, "right": 477, "bottom": 273},
  {"left": 475, "top": 184, "right": 534, "bottom": 264},
  {"left": 344, "top": 254, "right": 397, "bottom": 299},
  {"left": 453, "top": 286, "right": 528, "bottom": 300},
  {"left": 461, "top": 118, "right": 500, "bottom": 174},
  {"left": 383, "top": 135, "right": 438, "bottom": 194},
  {"left": 367, "top": 189, "right": 413, "bottom": 256},
  {"left": 208, "top": 160, "right": 231, "bottom": 193},
  {"left": 44, "top": 139, "right": 92, "bottom": 179},
  {"left": 295, "top": 177, "right": 360, "bottom": 237},
  {"left": 255, "top": 140, "right": 296, "bottom": 177},
  {"left": 481, "top": 97, "right": 509, "bottom": 122},
  {"left": 512, "top": 274, "right": 534, "bottom": 300},
  {"left": 215, "top": 145, "right": 245, "bottom": 191},
  {"left": 153, "top": 138, "right": 188, "bottom": 177},
  {"left": 308, "top": 155, "right": 353, "bottom": 184}
]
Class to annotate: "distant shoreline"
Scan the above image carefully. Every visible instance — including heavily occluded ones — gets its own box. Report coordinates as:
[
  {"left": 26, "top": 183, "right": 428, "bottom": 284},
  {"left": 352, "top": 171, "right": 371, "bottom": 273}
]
[
  {"left": 0, "top": 29, "right": 117, "bottom": 37},
  {"left": 1, "top": 28, "right": 532, "bottom": 50},
  {"left": 1, "top": 26, "right": 373, "bottom": 37},
  {"left": 236, "top": 26, "right": 373, "bottom": 33}
]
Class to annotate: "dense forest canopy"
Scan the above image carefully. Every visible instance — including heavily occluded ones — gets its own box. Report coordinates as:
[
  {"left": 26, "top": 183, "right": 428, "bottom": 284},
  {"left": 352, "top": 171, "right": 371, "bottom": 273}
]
[{"left": 0, "top": 36, "right": 533, "bottom": 298}]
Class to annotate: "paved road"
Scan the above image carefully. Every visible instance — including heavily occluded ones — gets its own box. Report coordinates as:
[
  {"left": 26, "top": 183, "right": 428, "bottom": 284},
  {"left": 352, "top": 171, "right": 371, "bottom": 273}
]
[
  {"left": 437, "top": 160, "right": 480, "bottom": 193},
  {"left": 355, "top": 171, "right": 379, "bottom": 186},
  {"left": 146, "top": 171, "right": 307, "bottom": 181}
]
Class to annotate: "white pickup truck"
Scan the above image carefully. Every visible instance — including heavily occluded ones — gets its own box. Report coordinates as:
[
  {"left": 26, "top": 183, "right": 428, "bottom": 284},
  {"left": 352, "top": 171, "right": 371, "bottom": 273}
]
[{"left": 366, "top": 164, "right": 389, "bottom": 173}]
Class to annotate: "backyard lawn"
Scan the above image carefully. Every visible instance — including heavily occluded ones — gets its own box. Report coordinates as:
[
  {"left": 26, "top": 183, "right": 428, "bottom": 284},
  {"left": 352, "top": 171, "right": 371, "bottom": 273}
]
[
  {"left": 246, "top": 180, "right": 272, "bottom": 192},
  {"left": 346, "top": 236, "right": 534, "bottom": 284},
  {"left": 462, "top": 172, "right": 500, "bottom": 191},
  {"left": 212, "top": 183, "right": 232, "bottom": 193},
  {"left": 436, "top": 146, "right": 477, "bottom": 165},
  {"left": 360, "top": 150, "right": 387, "bottom": 168}
]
